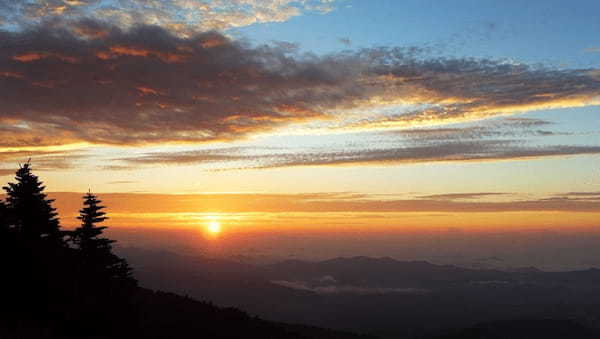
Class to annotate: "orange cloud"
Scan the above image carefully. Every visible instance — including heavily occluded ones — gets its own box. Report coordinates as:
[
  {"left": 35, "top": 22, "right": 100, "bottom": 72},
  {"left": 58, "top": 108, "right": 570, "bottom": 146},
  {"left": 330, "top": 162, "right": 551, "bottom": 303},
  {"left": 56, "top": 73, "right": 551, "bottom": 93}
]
[
  {"left": 73, "top": 26, "right": 109, "bottom": 39},
  {"left": 13, "top": 52, "right": 78, "bottom": 64},
  {"left": 32, "top": 80, "right": 60, "bottom": 88},
  {"left": 97, "top": 46, "right": 187, "bottom": 63},
  {"left": 276, "top": 104, "right": 323, "bottom": 118},
  {"left": 200, "top": 37, "right": 228, "bottom": 49},
  {"left": 0, "top": 71, "right": 24, "bottom": 79},
  {"left": 110, "top": 45, "right": 150, "bottom": 57},
  {"left": 136, "top": 86, "right": 164, "bottom": 96},
  {"left": 13, "top": 53, "right": 46, "bottom": 62}
]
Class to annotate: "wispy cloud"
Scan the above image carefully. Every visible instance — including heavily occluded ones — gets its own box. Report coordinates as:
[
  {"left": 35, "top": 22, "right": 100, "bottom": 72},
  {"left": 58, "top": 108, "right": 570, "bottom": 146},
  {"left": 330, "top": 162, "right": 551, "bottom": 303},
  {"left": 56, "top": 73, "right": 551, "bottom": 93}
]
[
  {"left": 112, "top": 141, "right": 600, "bottom": 170},
  {"left": 255, "top": 143, "right": 600, "bottom": 168},
  {"left": 116, "top": 148, "right": 253, "bottom": 165},
  {"left": 338, "top": 37, "right": 351, "bottom": 47},
  {"left": 92, "top": 113, "right": 595, "bottom": 170},
  {"left": 417, "top": 193, "right": 510, "bottom": 201},
  {"left": 106, "top": 180, "right": 137, "bottom": 185},
  {"left": 0, "top": 150, "right": 88, "bottom": 175},
  {"left": 562, "top": 191, "right": 600, "bottom": 197},
  {"left": 584, "top": 46, "right": 600, "bottom": 53},
  {"left": 392, "top": 118, "right": 561, "bottom": 142},
  {"left": 270, "top": 280, "right": 428, "bottom": 295},
  {"left": 541, "top": 191, "right": 600, "bottom": 202}
]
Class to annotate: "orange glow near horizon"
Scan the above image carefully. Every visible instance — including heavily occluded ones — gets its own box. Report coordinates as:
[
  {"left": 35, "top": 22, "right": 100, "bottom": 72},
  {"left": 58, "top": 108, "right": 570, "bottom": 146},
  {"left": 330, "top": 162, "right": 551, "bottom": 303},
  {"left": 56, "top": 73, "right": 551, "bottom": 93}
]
[
  {"left": 42, "top": 191, "right": 600, "bottom": 234},
  {"left": 56, "top": 209, "right": 600, "bottom": 235}
]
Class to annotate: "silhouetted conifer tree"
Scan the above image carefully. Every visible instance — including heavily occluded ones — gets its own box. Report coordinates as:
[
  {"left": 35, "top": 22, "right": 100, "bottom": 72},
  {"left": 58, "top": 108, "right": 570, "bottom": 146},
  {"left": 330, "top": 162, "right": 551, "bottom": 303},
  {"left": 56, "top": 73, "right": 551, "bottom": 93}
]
[
  {"left": 67, "top": 192, "right": 137, "bottom": 336},
  {"left": 3, "top": 161, "right": 63, "bottom": 244},
  {"left": 71, "top": 191, "right": 135, "bottom": 284},
  {"left": 0, "top": 162, "right": 73, "bottom": 331}
]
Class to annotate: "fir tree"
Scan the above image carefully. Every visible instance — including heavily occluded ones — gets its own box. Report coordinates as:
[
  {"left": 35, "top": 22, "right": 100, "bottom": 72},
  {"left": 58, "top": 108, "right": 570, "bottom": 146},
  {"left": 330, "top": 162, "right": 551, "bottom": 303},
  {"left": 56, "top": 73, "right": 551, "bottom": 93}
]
[
  {"left": 2, "top": 161, "right": 62, "bottom": 243},
  {"left": 71, "top": 192, "right": 135, "bottom": 284},
  {"left": 0, "top": 163, "right": 73, "bottom": 328}
]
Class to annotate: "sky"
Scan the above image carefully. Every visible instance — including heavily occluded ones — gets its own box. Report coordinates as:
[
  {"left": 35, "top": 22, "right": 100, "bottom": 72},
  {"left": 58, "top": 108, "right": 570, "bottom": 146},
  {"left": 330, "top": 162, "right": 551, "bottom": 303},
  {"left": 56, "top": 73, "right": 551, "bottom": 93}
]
[{"left": 0, "top": 0, "right": 599, "bottom": 268}]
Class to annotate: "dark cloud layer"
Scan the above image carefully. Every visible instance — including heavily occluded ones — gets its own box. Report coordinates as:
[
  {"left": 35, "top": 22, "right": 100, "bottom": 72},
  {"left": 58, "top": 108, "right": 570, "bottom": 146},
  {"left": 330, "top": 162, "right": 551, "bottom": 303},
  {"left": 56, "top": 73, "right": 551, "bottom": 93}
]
[
  {"left": 0, "top": 21, "right": 598, "bottom": 148},
  {"left": 0, "top": 23, "right": 350, "bottom": 145}
]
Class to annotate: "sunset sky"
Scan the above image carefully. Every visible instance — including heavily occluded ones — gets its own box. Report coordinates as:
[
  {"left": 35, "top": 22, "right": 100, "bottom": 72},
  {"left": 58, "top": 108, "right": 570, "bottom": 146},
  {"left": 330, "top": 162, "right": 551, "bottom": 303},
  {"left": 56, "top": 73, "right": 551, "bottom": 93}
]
[{"left": 1, "top": 1, "right": 599, "bottom": 267}]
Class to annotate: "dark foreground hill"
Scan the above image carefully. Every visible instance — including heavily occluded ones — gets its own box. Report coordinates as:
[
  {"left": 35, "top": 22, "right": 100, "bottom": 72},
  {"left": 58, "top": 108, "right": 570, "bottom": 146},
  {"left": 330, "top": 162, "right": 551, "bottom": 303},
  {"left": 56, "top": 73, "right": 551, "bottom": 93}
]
[
  {"left": 0, "top": 287, "right": 376, "bottom": 339},
  {"left": 427, "top": 319, "right": 600, "bottom": 339},
  {"left": 134, "top": 288, "right": 376, "bottom": 339}
]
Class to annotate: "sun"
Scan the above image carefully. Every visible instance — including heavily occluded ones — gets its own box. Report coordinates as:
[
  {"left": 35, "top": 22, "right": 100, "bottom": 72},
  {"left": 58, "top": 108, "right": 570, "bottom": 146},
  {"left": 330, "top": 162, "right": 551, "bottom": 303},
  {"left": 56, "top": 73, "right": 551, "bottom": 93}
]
[{"left": 207, "top": 220, "right": 221, "bottom": 235}]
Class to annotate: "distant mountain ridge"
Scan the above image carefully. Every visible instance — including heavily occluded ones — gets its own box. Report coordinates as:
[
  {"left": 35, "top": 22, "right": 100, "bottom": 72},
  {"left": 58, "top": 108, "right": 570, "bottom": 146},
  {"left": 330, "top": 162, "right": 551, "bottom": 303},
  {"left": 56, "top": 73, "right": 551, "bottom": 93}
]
[
  {"left": 117, "top": 247, "right": 600, "bottom": 338},
  {"left": 263, "top": 255, "right": 600, "bottom": 287},
  {"left": 119, "top": 247, "right": 600, "bottom": 292}
]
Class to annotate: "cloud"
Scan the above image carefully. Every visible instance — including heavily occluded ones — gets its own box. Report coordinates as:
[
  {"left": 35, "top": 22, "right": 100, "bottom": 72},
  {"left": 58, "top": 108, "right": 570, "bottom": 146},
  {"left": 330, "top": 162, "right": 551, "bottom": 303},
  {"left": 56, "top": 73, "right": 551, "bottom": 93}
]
[
  {"left": 417, "top": 193, "right": 509, "bottom": 201},
  {"left": 0, "top": 168, "right": 17, "bottom": 176},
  {"left": 542, "top": 192, "right": 600, "bottom": 202},
  {"left": 270, "top": 280, "right": 428, "bottom": 295},
  {"left": 344, "top": 55, "right": 600, "bottom": 130},
  {"left": 501, "top": 117, "right": 553, "bottom": 128},
  {"left": 106, "top": 180, "right": 137, "bottom": 185},
  {"left": 252, "top": 143, "right": 600, "bottom": 168},
  {"left": 0, "top": 0, "right": 338, "bottom": 34},
  {"left": 562, "top": 192, "right": 600, "bottom": 197},
  {"left": 0, "top": 150, "right": 88, "bottom": 175},
  {"left": 0, "top": 24, "right": 342, "bottom": 146},
  {"left": 338, "top": 37, "right": 351, "bottom": 47},
  {"left": 392, "top": 117, "right": 561, "bottom": 142},
  {"left": 116, "top": 148, "right": 253, "bottom": 165},
  {"left": 111, "top": 141, "right": 600, "bottom": 170},
  {"left": 0, "top": 22, "right": 598, "bottom": 150},
  {"left": 103, "top": 113, "right": 590, "bottom": 170},
  {"left": 316, "top": 275, "right": 337, "bottom": 283}
]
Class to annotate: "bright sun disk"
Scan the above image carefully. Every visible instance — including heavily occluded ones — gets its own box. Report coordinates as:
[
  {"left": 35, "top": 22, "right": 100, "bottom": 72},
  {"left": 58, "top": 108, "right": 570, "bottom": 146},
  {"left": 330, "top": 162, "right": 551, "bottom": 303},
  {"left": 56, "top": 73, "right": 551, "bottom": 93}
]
[{"left": 207, "top": 220, "right": 221, "bottom": 234}]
